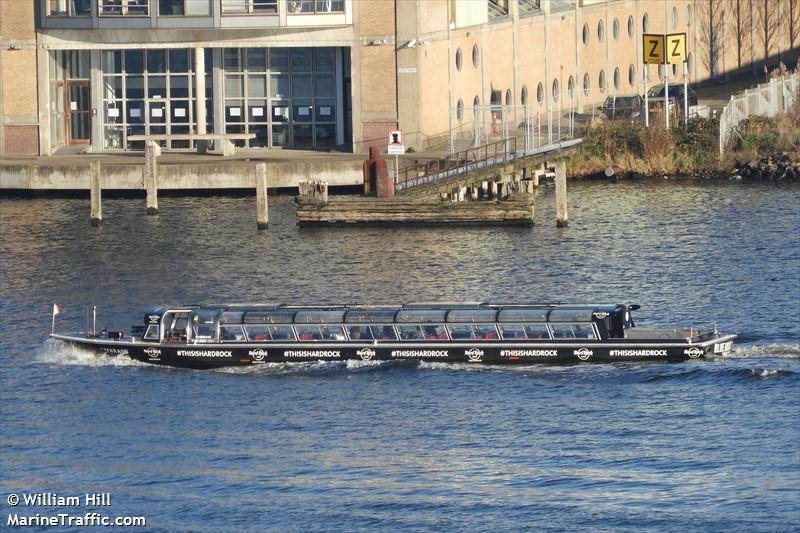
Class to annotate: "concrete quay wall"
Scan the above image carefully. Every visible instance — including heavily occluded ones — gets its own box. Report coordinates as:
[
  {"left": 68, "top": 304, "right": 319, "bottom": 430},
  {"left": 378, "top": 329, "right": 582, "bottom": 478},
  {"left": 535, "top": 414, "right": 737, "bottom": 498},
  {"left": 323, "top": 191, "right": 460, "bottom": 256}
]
[{"left": 0, "top": 159, "right": 363, "bottom": 191}]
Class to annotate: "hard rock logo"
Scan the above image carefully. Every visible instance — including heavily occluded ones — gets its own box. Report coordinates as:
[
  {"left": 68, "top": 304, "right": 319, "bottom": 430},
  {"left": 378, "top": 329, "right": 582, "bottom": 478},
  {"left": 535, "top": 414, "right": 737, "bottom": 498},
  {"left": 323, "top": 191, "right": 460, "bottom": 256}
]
[
  {"left": 465, "top": 348, "right": 484, "bottom": 362},
  {"left": 249, "top": 349, "right": 268, "bottom": 362},
  {"left": 357, "top": 348, "right": 376, "bottom": 361},
  {"left": 143, "top": 347, "right": 161, "bottom": 360},
  {"left": 685, "top": 347, "right": 704, "bottom": 359},
  {"left": 575, "top": 348, "right": 593, "bottom": 361}
]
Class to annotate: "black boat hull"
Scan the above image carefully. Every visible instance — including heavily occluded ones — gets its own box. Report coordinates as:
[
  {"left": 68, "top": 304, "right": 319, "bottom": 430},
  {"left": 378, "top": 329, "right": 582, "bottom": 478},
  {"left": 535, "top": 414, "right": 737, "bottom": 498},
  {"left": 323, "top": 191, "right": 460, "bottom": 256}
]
[{"left": 51, "top": 335, "right": 736, "bottom": 370}]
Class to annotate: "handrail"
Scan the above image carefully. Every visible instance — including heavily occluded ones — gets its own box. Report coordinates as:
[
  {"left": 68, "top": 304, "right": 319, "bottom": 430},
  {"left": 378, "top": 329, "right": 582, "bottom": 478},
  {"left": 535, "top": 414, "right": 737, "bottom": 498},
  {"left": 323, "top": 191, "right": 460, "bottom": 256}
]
[{"left": 396, "top": 137, "right": 517, "bottom": 191}]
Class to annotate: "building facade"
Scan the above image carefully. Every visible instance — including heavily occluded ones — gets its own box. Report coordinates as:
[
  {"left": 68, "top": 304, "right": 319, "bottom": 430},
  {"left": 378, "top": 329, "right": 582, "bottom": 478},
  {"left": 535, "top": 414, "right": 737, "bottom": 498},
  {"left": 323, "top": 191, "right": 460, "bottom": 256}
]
[{"left": 1, "top": 0, "right": 798, "bottom": 157}]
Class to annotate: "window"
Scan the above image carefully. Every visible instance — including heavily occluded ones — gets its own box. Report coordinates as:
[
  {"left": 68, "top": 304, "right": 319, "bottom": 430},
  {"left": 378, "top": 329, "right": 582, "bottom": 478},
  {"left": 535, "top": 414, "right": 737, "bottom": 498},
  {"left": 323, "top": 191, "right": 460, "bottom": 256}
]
[
  {"left": 143, "top": 324, "right": 160, "bottom": 341},
  {"left": 687, "top": 4, "right": 692, "bottom": 26},
  {"left": 672, "top": 63, "right": 678, "bottom": 76},
  {"left": 160, "top": 0, "right": 211, "bottom": 15},
  {"left": 295, "top": 325, "right": 345, "bottom": 341},
  {"left": 583, "top": 73, "right": 590, "bottom": 96},
  {"left": 287, "top": 0, "right": 345, "bottom": 13},
  {"left": 398, "top": 325, "right": 448, "bottom": 340},
  {"left": 455, "top": 48, "right": 463, "bottom": 71},
  {"left": 628, "top": 64, "right": 636, "bottom": 86},
  {"left": 244, "top": 325, "right": 296, "bottom": 341},
  {"left": 472, "top": 44, "right": 480, "bottom": 68},
  {"left": 220, "top": 325, "right": 246, "bottom": 341},
  {"left": 473, "top": 95, "right": 480, "bottom": 108},
  {"left": 497, "top": 323, "right": 551, "bottom": 339},
  {"left": 627, "top": 15, "right": 634, "bottom": 37},
  {"left": 99, "top": 0, "right": 149, "bottom": 16},
  {"left": 536, "top": 83, "right": 543, "bottom": 104},
  {"left": 658, "top": 64, "right": 665, "bottom": 80},
  {"left": 521, "top": 85, "right": 528, "bottom": 106},
  {"left": 552, "top": 79, "right": 559, "bottom": 102},
  {"left": 347, "top": 326, "right": 374, "bottom": 341},
  {"left": 582, "top": 23, "right": 589, "bottom": 45},
  {"left": 599, "top": 70, "right": 606, "bottom": 93},
  {"left": 687, "top": 52, "right": 693, "bottom": 75},
  {"left": 613, "top": 67, "right": 620, "bottom": 90},
  {"left": 551, "top": 323, "right": 597, "bottom": 340},
  {"left": 597, "top": 19, "right": 604, "bottom": 42},
  {"left": 505, "top": 89, "right": 512, "bottom": 106},
  {"left": 612, "top": 17, "right": 619, "bottom": 40},
  {"left": 568, "top": 75, "right": 575, "bottom": 99},
  {"left": 456, "top": 98, "right": 464, "bottom": 122},
  {"left": 371, "top": 325, "right": 397, "bottom": 340},
  {"left": 222, "top": 0, "right": 278, "bottom": 14},
  {"left": 48, "top": 0, "right": 91, "bottom": 16},
  {"left": 642, "top": 13, "right": 649, "bottom": 33},
  {"left": 447, "top": 324, "right": 498, "bottom": 340},
  {"left": 524, "top": 324, "right": 551, "bottom": 339},
  {"left": 672, "top": 6, "right": 678, "bottom": 28}
]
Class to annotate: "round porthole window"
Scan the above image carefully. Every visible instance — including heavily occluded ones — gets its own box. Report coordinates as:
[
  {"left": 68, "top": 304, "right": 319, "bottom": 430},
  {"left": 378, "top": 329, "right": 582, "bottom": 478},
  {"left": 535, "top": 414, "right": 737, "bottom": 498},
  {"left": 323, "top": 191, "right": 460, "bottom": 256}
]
[
  {"left": 456, "top": 98, "right": 464, "bottom": 122},
  {"left": 613, "top": 18, "right": 619, "bottom": 40},
  {"left": 552, "top": 79, "right": 560, "bottom": 102},
  {"left": 597, "top": 19, "right": 604, "bottom": 42},
  {"left": 582, "top": 23, "right": 589, "bottom": 45},
  {"left": 521, "top": 85, "right": 528, "bottom": 106},
  {"left": 455, "top": 47, "right": 462, "bottom": 71},
  {"left": 583, "top": 73, "right": 590, "bottom": 96},
  {"left": 472, "top": 44, "right": 480, "bottom": 68}
]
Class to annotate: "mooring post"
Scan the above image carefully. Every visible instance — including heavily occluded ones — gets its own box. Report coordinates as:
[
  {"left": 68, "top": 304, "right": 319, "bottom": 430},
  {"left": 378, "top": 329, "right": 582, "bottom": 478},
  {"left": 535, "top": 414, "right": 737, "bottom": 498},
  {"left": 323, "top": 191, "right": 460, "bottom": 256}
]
[
  {"left": 318, "top": 181, "right": 329, "bottom": 204},
  {"left": 555, "top": 159, "right": 568, "bottom": 227},
  {"left": 255, "top": 162, "right": 269, "bottom": 230},
  {"left": 144, "top": 140, "right": 160, "bottom": 215},
  {"left": 90, "top": 160, "right": 102, "bottom": 226}
]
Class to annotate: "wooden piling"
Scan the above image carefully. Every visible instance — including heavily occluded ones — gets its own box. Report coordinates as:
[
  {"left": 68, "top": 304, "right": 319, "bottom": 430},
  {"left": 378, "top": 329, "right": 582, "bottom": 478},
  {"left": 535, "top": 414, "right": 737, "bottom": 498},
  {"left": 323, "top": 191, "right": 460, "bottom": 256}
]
[
  {"left": 90, "top": 161, "right": 102, "bottom": 226},
  {"left": 555, "top": 159, "right": 568, "bottom": 227},
  {"left": 255, "top": 162, "right": 269, "bottom": 230},
  {"left": 144, "top": 140, "right": 160, "bottom": 215}
]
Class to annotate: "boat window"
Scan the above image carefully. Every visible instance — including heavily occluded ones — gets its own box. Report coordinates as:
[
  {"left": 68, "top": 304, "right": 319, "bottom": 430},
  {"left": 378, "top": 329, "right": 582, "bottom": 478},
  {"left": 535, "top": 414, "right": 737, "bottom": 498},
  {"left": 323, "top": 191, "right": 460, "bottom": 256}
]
[
  {"left": 243, "top": 310, "right": 295, "bottom": 324},
  {"left": 551, "top": 323, "right": 597, "bottom": 339},
  {"left": 497, "top": 308, "right": 550, "bottom": 322},
  {"left": 548, "top": 308, "right": 595, "bottom": 322},
  {"left": 347, "top": 326, "right": 374, "bottom": 341},
  {"left": 447, "top": 324, "right": 499, "bottom": 340},
  {"left": 446, "top": 309, "right": 498, "bottom": 322},
  {"left": 345, "top": 308, "right": 399, "bottom": 323},
  {"left": 220, "top": 325, "right": 246, "bottom": 342},
  {"left": 143, "top": 324, "right": 160, "bottom": 341},
  {"left": 163, "top": 311, "right": 189, "bottom": 341},
  {"left": 524, "top": 324, "right": 551, "bottom": 339},
  {"left": 498, "top": 324, "right": 526, "bottom": 339},
  {"left": 244, "top": 325, "right": 296, "bottom": 341},
  {"left": 370, "top": 325, "right": 398, "bottom": 340},
  {"left": 295, "top": 324, "right": 346, "bottom": 341},
  {"left": 396, "top": 310, "right": 448, "bottom": 323},
  {"left": 294, "top": 310, "right": 346, "bottom": 324},
  {"left": 397, "top": 324, "right": 447, "bottom": 340},
  {"left": 220, "top": 311, "right": 245, "bottom": 324}
]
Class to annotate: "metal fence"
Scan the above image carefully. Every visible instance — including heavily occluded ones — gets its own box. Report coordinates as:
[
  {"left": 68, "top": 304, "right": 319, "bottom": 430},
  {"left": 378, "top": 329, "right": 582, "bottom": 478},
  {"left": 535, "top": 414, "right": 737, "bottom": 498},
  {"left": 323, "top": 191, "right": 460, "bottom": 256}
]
[
  {"left": 448, "top": 102, "right": 590, "bottom": 155},
  {"left": 719, "top": 73, "right": 800, "bottom": 154}
]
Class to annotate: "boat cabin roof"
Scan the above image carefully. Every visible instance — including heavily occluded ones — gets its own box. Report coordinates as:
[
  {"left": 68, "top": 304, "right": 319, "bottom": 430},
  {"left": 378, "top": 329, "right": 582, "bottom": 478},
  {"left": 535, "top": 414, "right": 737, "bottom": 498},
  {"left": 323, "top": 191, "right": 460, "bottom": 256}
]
[{"left": 146, "top": 303, "right": 626, "bottom": 325}]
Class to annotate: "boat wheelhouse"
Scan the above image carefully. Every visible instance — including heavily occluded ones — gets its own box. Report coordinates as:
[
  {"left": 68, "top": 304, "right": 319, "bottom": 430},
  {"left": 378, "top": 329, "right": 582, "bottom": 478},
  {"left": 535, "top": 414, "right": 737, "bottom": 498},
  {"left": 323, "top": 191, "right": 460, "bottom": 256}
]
[{"left": 51, "top": 302, "right": 736, "bottom": 369}]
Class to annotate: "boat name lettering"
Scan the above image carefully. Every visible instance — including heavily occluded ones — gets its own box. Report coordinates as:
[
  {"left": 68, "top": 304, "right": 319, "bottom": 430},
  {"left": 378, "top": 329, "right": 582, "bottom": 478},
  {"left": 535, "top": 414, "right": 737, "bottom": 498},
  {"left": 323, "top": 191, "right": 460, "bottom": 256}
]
[
  {"left": 391, "top": 350, "right": 448, "bottom": 358},
  {"left": 575, "top": 348, "right": 593, "bottom": 361},
  {"left": 500, "top": 349, "right": 558, "bottom": 357},
  {"left": 285, "top": 350, "right": 340, "bottom": 358},
  {"left": 143, "top": 347, "right": 161, "bottom": 360},
  {"left": 465, "top": 348, "right": 484, "bottom": 362},
  {"left": 610, "top": 349, "right": 668, "bottom": 357},
  {"left": 357, "top": 348, "right": 376, "bottom": 361},
  {"left": 177, "top": 350, "right": 232, "bottom": 358}
]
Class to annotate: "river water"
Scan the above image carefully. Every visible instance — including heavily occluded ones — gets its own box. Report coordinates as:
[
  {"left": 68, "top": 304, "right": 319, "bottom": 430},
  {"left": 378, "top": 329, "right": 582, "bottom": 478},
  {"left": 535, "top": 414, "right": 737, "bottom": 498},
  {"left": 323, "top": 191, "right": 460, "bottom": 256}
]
[{"left": 1, "top": 180, "right": 798, "bottom": 532}]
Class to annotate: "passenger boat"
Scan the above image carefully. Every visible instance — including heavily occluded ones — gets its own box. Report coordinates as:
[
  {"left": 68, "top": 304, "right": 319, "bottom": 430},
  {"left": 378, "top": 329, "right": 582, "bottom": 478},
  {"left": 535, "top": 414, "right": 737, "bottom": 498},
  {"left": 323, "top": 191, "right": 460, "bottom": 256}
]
[{"left": 49, "top": 302, "right": 737, "bottom": 370}]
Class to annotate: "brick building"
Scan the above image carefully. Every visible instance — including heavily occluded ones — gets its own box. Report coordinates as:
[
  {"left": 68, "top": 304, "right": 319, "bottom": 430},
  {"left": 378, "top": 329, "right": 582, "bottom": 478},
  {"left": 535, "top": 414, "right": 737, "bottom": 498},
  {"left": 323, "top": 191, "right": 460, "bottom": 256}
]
[{"left": 1, "top": 0, "right": 798, "bottom": 157}]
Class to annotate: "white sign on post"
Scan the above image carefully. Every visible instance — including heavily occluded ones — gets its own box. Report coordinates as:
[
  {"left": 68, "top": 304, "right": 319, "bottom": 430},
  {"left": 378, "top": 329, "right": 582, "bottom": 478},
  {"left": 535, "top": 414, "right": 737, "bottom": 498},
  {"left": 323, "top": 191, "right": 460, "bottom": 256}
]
[{"left": 388, "top": 129, "right": 405, "bottom": 155}]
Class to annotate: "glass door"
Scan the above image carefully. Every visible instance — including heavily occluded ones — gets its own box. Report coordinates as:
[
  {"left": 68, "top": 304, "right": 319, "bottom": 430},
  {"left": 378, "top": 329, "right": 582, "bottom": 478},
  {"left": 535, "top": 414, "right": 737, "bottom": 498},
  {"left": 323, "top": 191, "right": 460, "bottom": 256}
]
[{"left": 66, "top": 81, "right": 91, "bottom": 144}]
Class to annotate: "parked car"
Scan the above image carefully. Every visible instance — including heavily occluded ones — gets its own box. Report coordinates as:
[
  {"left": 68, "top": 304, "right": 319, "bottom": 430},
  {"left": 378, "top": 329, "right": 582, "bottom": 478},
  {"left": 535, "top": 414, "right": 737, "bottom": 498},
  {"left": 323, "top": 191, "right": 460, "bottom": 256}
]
[
  {"left": 645, "top": 84, "right": 698, "bottom": 107},
  {"left": 601, "top": 94, "right": 645, "bottom": 119}
]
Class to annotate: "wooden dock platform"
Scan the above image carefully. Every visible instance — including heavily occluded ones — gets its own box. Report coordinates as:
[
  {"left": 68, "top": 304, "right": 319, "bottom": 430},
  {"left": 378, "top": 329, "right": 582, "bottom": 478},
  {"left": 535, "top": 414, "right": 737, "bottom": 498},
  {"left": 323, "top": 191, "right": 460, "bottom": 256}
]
[{"left": 296, "top": 180, "right": 536, "bottom": 226}]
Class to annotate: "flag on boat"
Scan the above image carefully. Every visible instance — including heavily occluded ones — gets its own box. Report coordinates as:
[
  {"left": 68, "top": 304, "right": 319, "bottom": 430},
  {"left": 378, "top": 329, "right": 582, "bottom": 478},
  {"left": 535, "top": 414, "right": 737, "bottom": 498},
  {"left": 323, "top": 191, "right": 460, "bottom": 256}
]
[{"left": 53, "top": 304, "right": 63, "bottom": 315}]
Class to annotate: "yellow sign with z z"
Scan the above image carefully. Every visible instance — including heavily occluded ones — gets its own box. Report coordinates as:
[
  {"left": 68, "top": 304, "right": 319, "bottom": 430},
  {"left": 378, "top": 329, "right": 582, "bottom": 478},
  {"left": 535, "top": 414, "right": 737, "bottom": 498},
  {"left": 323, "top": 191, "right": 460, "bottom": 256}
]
[
  {"left": 642, "top": 34, "right": 664, "bottom": 64},
  {"left": 665, "top": 33, "right": 687, "bottom": 64}
]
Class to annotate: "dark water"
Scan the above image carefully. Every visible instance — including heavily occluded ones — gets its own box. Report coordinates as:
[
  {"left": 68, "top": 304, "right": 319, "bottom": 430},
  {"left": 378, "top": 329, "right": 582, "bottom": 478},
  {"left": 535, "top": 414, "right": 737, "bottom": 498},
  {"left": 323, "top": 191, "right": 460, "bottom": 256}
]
[{"left": 1, "top": 181, "right": 799, "bottom": 532}]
